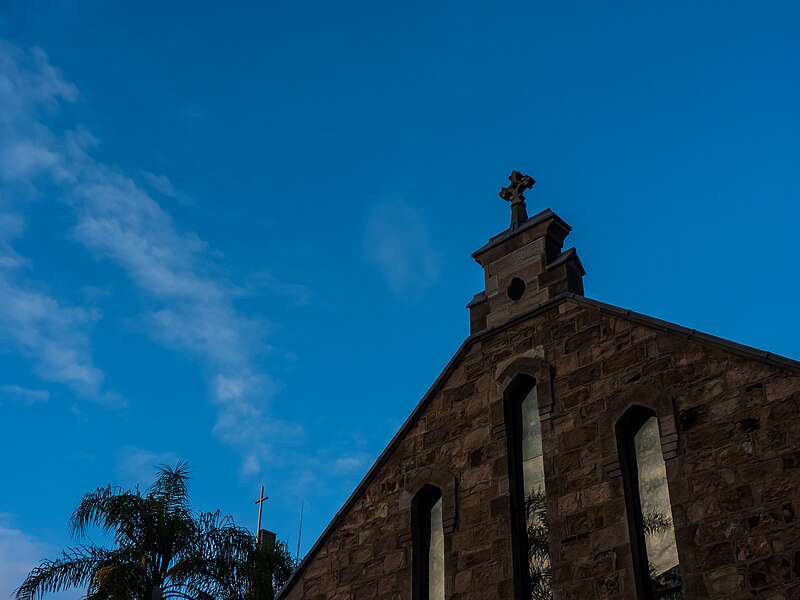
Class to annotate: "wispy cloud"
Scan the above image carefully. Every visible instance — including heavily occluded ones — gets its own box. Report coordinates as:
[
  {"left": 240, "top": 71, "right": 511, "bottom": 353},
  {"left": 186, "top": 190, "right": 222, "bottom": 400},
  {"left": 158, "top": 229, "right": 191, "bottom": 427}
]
[
  {"left": 332, "top": 452, "right": 372, "bottom": 476},
  {"left": 0, "top": 273, "right": 110, "bottom": 399},
  {"left": 246, "top": 271, "right": 313, "bottom": 307},
  {"left": 0, "top": 384, "right": 49, "bottom": 405},
  {"left": 0, "top": 212, "right": 28, "bottom": 269},
  {"left": 0, "top": 515, "right": 49, "bottom": 598},
  {"left": 1, "top": 139, "right": 61, "bottom": 180},
  {"left": 115, "top": 446, "right": 183, "bottom": 488},
  {"left": 0, "top": 38, "right": 300, "bottom": 473},
  {"left": 68, "top": 163, "right": 265, "bottom": 368},
  {"left": 0, "top": 41, "right": 111, "bottom": 403},
  {"left": 64, "top": 149, "right": 298, "bottom": 472},
  {"left": 0, "top": 514, "right": 83, "bottom": 599},
  {"left": 139, "top": 170, "right": 185, "bottom": 202},
  {"left": 364, "top": 199, "right": 442, "bottom": 296},
  {"left": 0, "top": 213, "right": 110, "bottom": 401}
]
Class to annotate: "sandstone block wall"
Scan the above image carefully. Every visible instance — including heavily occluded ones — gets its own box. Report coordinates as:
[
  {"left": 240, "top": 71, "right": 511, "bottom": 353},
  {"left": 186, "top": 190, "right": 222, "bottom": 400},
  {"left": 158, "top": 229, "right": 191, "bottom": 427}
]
[{"left": 279, "top": 298, "right": 800, "bottom": 600}]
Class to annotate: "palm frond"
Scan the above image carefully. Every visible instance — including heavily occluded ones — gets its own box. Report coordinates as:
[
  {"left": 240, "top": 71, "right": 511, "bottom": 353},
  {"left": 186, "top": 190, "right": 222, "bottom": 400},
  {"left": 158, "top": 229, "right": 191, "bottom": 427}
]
[
  {"left": 19, "top": 462, "right": 295, "bottom": 600},
  {"left": 642, "top": 510, "right": 673, "bottom": 536},
  {"left": 244, "top": 540, "right": 295, "bottom": 600},
  {"left": 149, "top": 461, "right": 191, "bottom": 515},
  {"left": 166, "top": 511, "right": 253, "bottom": 595},
  {"left": 70, "top": 486, "right": 146, "bottom": 543},
  {"left": 524, "top": 490, "right": 552, "bottom": 600},
  {"left": 16, "top": 546, "right": 115, "bottom": 600}
]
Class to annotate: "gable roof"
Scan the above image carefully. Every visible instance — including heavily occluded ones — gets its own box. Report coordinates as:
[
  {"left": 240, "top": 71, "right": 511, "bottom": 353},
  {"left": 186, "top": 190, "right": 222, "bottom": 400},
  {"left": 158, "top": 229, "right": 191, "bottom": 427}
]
[{"left": 277, "top": 292, "right": 800, "bottom": 597}]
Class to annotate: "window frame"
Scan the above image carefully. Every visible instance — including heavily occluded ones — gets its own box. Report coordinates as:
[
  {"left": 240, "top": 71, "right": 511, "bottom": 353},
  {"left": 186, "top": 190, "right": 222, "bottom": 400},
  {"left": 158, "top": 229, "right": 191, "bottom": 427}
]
[
  {"left": 411, "top": 484, "right": 444, "bottom": 600},
  {"left": 504, "top": 374, "right": 538, "bottom": 600},
  {"left": 617, "top": 405, "right": 680, "bottom": 600}
]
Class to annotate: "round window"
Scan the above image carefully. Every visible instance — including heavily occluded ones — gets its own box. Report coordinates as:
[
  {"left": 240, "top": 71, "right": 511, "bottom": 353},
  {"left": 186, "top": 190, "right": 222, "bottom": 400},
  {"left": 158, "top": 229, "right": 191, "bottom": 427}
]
[{"left": 507, "top": 277, "right": 526, "bottom": 301}]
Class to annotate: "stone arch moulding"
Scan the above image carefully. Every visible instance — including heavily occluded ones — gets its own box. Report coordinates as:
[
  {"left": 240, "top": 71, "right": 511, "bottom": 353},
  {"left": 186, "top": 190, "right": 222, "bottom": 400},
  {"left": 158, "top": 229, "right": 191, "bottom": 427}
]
[
  {"left": 600, "top": 385, "right": 680, "bottom": 479},
  {"left": 398, "top": 465, "right": 458, "bottom": 547},
  {"left": 490, "top": 348, "right": 555, "bottom": 441}
]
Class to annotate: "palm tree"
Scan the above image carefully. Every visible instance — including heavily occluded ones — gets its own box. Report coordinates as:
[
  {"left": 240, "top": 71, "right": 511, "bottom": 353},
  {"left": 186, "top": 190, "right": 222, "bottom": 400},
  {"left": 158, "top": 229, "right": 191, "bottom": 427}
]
[
  {"left": 16, "top": 461, "right": 293, "bottom": 600},
  {"left": 243, "top": 538, "right": 295, "bottom": 600}
]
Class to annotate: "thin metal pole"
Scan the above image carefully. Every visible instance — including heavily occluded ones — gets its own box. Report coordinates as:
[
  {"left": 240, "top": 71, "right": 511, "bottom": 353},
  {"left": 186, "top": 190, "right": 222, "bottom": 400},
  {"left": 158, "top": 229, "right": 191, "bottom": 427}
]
[{"left": 296, "top": 499, "right": 304, "bottom": 562}]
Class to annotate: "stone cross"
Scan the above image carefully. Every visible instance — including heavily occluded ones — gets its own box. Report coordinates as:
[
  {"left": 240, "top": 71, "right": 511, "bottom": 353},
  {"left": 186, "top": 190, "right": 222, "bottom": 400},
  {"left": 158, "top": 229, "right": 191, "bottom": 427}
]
[
  {"left": 499, "top": 170, "right": 536, "bottom": 227},
  {"left": 255, "top": 485, "right": 269, "bottom": 533}
]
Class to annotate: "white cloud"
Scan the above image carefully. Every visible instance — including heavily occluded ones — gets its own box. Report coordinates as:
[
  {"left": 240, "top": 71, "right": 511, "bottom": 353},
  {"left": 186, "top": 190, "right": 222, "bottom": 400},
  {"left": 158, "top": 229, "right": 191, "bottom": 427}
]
[
  {"left": 211, "top": 373, "right": 304, "bottom": 475},
  {"left": 246, "top": 271, "right": 313, "bottom": 307},
  {"left": 0, "top": 514, "right": 84, "bottom": 599},
  {"left": 0, "top": 42, "right": 77, "bottom": 121},
  {"left": 0, "top": 139, "right": 61, "bottom": 179},
  {"left": 0, "top": 212, "right": 29, "bottom": 269},
  {"left": 364, "top": 199, "right": 442, "bottom": 296},
  {"left": 0, "top": 258, "right": 109, "bottom": 401},
  {"left": 0, "top": 384, "right": 49, "bottom": 404},
  {"left": 139, "top": 170, "right": 183, "bottom": 200},
  {"left": 0, "top": 38, "right": 300, "bottom": 473},
  {"left": 0, "top": 42, "right": 111, "bottom": 403},
  {"left": 333, "top": 452, "right": 372, "bottom": 475},
  {"left": 0, "top": 518, "right": 50, "bottom": 597},
  {"left": 0, "top": 213, "right": 111, "bottom": 402},
  {"left": 65, "top": 157, "right": 291, "bottom": 471},
  {"left": 116, "top": 446, "right": 182, "bottom": 488}
]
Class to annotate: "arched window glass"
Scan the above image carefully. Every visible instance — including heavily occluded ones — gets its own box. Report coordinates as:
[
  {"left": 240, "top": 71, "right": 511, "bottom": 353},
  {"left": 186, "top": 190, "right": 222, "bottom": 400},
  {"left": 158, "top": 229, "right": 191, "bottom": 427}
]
[
  {"left": 619, "top": 410, "right": 684, "bottom": 600},
  {"left": 505, "top": 376, "right": 551, "bottom": 600},
  {"left": 428, "top": 496, "right": 444, "bottom": 600},
  {"left": 412, "top": 485, "right": 444, "bottom": 600}
]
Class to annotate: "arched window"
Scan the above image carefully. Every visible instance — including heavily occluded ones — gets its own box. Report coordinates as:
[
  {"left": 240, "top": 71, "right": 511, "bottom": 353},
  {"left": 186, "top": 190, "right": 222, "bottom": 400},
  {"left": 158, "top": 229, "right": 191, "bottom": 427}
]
[
  {"left": 617, "top": 407, "right": 684, "bottom": 599},
  {"left": 412, "top": 485, "right": 444, "bottom": 600},
  {"left": 505, "top": 375, "right": 551, "bottom": 600}
]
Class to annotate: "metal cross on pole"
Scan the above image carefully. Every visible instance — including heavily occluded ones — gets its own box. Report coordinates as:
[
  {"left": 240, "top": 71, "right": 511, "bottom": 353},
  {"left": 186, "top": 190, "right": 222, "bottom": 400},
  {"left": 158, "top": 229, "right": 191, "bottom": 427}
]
[
  {"left": 255, "top": 485, "right": 269, "bottom": 533},
  {"left": 499, "top": 170, "right": 536, "bottom": 227}
]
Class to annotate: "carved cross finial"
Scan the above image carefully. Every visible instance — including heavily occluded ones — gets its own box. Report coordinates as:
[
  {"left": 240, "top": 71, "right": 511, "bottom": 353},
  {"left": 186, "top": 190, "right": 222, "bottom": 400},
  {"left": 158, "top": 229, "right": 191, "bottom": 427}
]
[{"left": 499, "top": 170, "right": 536, "bottom": 227}]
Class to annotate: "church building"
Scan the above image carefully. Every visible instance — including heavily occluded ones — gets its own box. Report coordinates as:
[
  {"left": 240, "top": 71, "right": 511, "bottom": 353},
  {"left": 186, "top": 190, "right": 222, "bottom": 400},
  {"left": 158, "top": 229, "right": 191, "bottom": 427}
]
[{"left": 276, "top": 172, "right": 800, "bottom": 600}]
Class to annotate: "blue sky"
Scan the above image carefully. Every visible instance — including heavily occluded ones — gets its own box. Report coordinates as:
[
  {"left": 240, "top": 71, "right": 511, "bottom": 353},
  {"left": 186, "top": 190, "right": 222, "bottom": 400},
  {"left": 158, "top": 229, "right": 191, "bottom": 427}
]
[{"left": 1, "top": 0, "right": 799, "bottom": 594}]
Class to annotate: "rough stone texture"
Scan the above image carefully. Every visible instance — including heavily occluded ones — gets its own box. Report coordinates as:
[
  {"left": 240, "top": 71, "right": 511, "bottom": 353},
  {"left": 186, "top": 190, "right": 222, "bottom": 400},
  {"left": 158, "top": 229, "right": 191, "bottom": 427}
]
[
  {"left": 277, "top": 299, "right": 800, "bottom": 600},
  {"left": 277, "top": 211, "right": 800, "bottom": 600},
  {"left": 468, "top": 208, "right": 585, "bottom": 334}
]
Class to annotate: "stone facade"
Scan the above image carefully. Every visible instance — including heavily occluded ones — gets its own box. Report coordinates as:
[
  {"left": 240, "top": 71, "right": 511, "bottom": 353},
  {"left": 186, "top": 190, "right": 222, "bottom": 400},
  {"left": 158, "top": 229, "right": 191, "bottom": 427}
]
[{"left": 277, "top": 204, "right": 800, "bottom": 600}]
